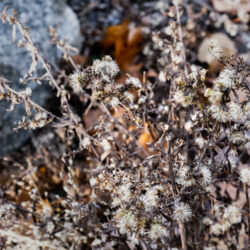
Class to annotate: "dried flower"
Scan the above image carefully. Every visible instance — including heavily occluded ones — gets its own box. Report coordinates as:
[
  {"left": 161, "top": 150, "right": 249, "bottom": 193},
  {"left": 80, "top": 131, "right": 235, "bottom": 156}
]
[
  {"left": 116, "top": 210, "right": 137, "bottom": 235},
  {"left": 148, "top": 224, "right": 167, "bottom": 240},
  {"left": 141, "top": 187, "right": 158, "bottom": 210},
  {"left": 208, "top": 39, "right": 222, "bottom": 59},
  {"left": 215, "top": 68, "right": 236, "bottom": 89},
  {"left": 92, "top": 55, "right": 119, "bottom": 78},
  {"left": 228, "top": 102, "right": 246, "bottom": 123},
  {"left": 223, "top": 205, "right": 241, "bottom": 225},
  {"left": 210, "top": 223, "right": 222, "bottom": 235},
  {"left": 209, "top": 105, "right": 228, "bottom": 122},
  {"left": 126, "top": 76, "right": 142, "bottom": 89},
  {"left": 240, "top": 168, "right": 250, "bottom": 185},
  {"left": 195, "top": 137, "right": 206, "bottom": 149},
  {"left": 230, "top": 131, "right": 245, "bottom": 144},
  {"left": 173, "top": 202, "right": 192, "bottom": 222},
  {"left": 200, "top": 166, "right": 212, "bottom": 185},
  {"left": 70, "top": 71, "right": 85, "bottom": 91},
  {"left": 81, "top": 137, "right": 91, "bottom": 149},
  {"left": 100, "top": 138, "right": 111, "bottom": 152},
  {"left": 90, "top": 177, "right": 98, "bottom": 186},
  {"left": 109, "top": 97, "right": 120, "bottom": 108}
]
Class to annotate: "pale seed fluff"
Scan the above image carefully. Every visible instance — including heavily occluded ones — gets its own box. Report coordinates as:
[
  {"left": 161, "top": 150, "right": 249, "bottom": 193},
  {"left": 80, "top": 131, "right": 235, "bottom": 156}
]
[
  {"left": 159, "top": 71, "right": 166, "bottom": 82},
  {"left": 116, "top": 210, "right": 137, "bottom": 235},
  {"left": 230, "top": 131, "right": 245, "bottom": 144},
  {"left": 70, "top": 71, "right": 84, "bottom": 91},
  {"left": 195, "top": 137, "right": 206, "bottom": 149},
  {"left": 208, "top": 39, "right": 222, "bottom": 59},
  {"left": 228, "top": 102, "right": 246, "bottom": 123},
  {"left": 213, "top": 204, "right": 223, "bottom": 218},
  {"left": 89, "top": 177, "right": 98, "bottom": 186},
  {"left": 109, "top": 97, "right": 120, "bottom": 108},
  {"left": 220, "top": 221, "right": 231, "bottom": 233},
  {"left": 223, "top": 205, "right": 241, "bottom": 225},
  {"left": 100, "top": 138, "right": 111, "bottom": 152},
  {"left": 25, "top": 87, "right": 32, "bottom": 97},
  {"left": 215, "top": 68, "right": 235, "bottom": 89},
  {"left": 200, "top": 166, "right": 212, "bottom": 185},
  {"left": 174, "top": 90, "right": 188, "bottom": 107},
  {"left": 244, "top": 101, "right": 250, "bottom": 119},
  {"left": 203, "top": 217, "right": 213, "bottom": 225},
  {"left": 209, "top": 105, "right": 228, "bottom": 123},
  {"left": 184, "top": 121, "right": 193, "bottom": 133},
  {"left": 119, "top": 183, "right": 132, "bottom": 203},
  {"left": 148, "top": 224, "right": 167, "bottom": 240},
  {"left": 228, "top": 154, "right": 238, "bottom": 169},
  {"left": 141, "top": 187, "right": 158, "bottom": 210},
  {"left": 81, "top": 137, "right": 91, "bottom": 149},
  {"left": 173, "top": 202, "right": 192, "bottom": 222},
  {"left": 126, "top": 76, "right": 142, "bottom": 89},
  {"left": 129, "top": 233, "right": 139, "bottom": 245},
  {"left": 92, "top": 55, "right": 119, "bottom": 78},
  {"left": 210, "top": 223, "right": 222, "bottom": 235},
  {"left": 124, "top": 91, "right": 134, "bottom": 103},
  {"left": 210, "top": 221, "right": 231, "bottom": 235},
  {"left": 240, "top": 168, "right": 250, "bottom": 185},
  {"left": 204, "top": 88, "right": 222, "bottom": 105},
  {"left": 91, "top": 238, "right": 102, "bottom": 247},
  {"left": 176, "top": 166, "right": 195, "bottom": 187},
  {"left": 200, "top": 68, "right": 207, "bottom": 81}
]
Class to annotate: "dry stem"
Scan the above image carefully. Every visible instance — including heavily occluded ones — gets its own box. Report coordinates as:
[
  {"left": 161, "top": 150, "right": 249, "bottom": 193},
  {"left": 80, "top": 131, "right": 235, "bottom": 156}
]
[{"left": 179, "top": 221, "right": 188, "bottom": 250}]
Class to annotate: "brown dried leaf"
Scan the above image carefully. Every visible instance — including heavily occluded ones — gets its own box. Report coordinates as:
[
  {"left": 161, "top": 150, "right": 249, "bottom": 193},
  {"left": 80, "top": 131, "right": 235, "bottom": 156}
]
[{"left": 212, "top": 0, "right": 250, "bottom": 14}]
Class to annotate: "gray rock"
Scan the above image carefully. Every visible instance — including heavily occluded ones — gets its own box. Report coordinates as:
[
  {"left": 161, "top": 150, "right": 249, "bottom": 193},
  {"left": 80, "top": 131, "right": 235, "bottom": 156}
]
[{"left": 0, "top": 0, "right": 82, "bottom": 155}]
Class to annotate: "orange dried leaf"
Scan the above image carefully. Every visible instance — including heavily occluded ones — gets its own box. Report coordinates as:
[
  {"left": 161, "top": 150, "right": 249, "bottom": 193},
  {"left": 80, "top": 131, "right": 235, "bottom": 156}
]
[
  {"left": 100, "top": 21, "right": 144, "bottom": 70},
  {"left": 138, "top": 131, "right": 153, "bottom": 149},
  {"left": 39, "top": 166, "right": 46, "bottom": 175},
  {"left": 101, "top": 21, "right": 129, "bottom": 49},
  {"left": 127, "top": 27, "right": 143, "bottom": 47}
]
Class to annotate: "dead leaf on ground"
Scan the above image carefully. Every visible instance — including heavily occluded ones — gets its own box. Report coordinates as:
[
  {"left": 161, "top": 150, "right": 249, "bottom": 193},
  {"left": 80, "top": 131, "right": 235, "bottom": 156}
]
[
  {"left": 212, "top": 0, "right": 250, "bottom": 14},
  {"left": 100, "top": 21, "right": 144, "bottom": 70},
  {"left": 138, "top": 131, "right": 153, "bottom": 150},
  {"left": 83, "top": 108, "right": 103, "bottom": 129},
  {"left": 71, "top": 55, "right": 87, "bottom": 66}
]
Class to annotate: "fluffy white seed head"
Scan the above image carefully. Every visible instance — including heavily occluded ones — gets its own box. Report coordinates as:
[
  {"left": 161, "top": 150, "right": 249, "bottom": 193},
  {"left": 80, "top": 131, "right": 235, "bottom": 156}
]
[
  {"left": 184, "top": 121, "right": 193, "bottom": 133},
  {"left": 228, "top": 102, "right": 246, "bottom": 123},
  {"left": 116, "top": 210, "right": 137, "bottom": 235},
  {"left": 141, "top": 187, "right": 158, "bottom": 210},
  {"left": 174, "top": 90, "right": 188, "bottom": 107},
  {"left": 215, "top": 68, "right": 235, "bottom": 89},
  {"left": 159, "top": 71, "right": 166, "bottom": 82},
  {"left": 208, "top": 39, "right": 222, "bottom": 59},
  {"left": 223, "top": 205, "right": 241, "bottom": 225},
  {"left": 200, "top": 166, "right": 212, "bottom": 185},
  {"left": 109, "top": 97, "right": 120, "bottom": 108},
  {"left": 148, "top": 224, "right": 167, "bottom": 240},
  {"left": 70, "top": 71, "right": 84, "bottom": 91},
  {"left": 100, "top": 138, "right": 111, "bottom": 152},
  {"left": 209, "top": 105, "right": 228, "bottom": 123},
  {"left": 240, "top": 168, "right": 250, "bottom": 185},
  {"left": 90, "top": 177, "right": 98, "bottom": 186},
  {"left": 195, "top": 137, "right": 206, "bottom": 149},
  {"left": 173, "top": 202, "right": 192, "bottom": 222},
  {"left": 126, "top": 76, "right": 142, "bottom": 89},
  {"left": 92, "top": 56, "right": 120, "bottom": 78},
  {"left": 81, "top": 137, "right": 91, "bottom": 149}
]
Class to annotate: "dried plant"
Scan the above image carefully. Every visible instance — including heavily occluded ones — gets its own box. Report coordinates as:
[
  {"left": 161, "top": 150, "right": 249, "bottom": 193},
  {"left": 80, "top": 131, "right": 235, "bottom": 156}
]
[{"left": 0, "top": 1, "right": 249, "bottom": 250}]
